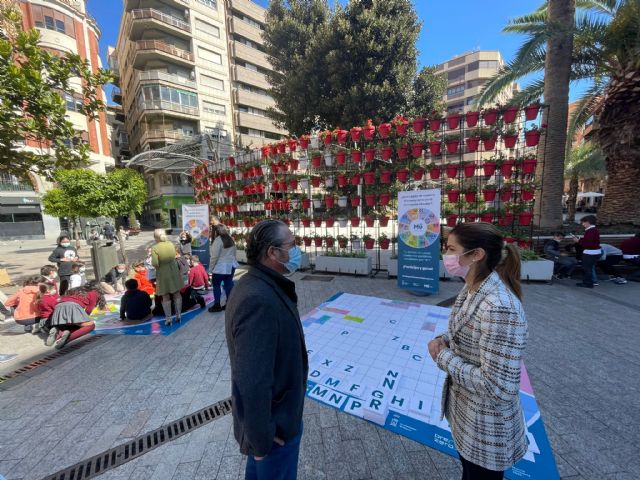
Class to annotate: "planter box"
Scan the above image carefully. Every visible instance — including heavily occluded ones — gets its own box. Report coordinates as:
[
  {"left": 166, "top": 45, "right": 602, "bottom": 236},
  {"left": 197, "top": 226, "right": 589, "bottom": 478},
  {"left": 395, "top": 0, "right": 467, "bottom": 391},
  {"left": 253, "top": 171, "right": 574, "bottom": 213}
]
[
  {"left": 521, "top": 259, "right": 554, "bottom": 281},
  {"left": 315, "top": 255, "right": 372, "bottom": 275}
]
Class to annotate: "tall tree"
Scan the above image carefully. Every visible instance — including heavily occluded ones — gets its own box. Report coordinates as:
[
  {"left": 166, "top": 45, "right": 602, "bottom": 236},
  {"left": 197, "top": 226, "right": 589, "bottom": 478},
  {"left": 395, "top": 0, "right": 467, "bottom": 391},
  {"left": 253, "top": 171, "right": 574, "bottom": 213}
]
[
  {"left": 0, "top": 2, "right": 112, "bottom": 181},
  {"left": 407, "top": 66, "right": 447, "bottom": 117}
]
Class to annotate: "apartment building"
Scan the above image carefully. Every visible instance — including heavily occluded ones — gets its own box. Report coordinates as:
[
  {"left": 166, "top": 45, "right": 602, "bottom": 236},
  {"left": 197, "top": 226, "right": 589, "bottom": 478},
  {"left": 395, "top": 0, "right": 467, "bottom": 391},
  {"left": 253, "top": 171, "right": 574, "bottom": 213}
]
[
  {"left": 436, "top": 50, "right": 518, "bottom": 113},
  {"left": 0, "top": 0, "right": 114, "bottom": 239}
]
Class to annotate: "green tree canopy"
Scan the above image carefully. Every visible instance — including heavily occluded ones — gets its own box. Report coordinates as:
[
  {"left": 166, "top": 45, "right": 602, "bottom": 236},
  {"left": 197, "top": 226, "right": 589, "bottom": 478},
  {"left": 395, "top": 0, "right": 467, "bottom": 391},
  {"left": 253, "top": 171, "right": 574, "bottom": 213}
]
[
  {"left": 407, "top": 66, "right": 447, "bottom": 117},
  {"left": 0, "top": 2, "right": 112, "bottom": 181},
  {"left": 42, "top": 169, "right": 147, "bottom": 219}
]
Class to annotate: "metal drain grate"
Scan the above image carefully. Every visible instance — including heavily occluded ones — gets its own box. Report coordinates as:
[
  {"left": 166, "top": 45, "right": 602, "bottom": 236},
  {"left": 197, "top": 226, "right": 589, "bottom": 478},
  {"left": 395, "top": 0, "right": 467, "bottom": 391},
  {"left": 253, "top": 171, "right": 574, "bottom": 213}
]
[
  {"left": 42, "top": 397, "right": 233, "bottom": 480},
  {"left": 301, "top": 275, "right": 335, "bottom": 282},
  {"left": 0, "top": 335, "right": 105, "bottom": 385}
]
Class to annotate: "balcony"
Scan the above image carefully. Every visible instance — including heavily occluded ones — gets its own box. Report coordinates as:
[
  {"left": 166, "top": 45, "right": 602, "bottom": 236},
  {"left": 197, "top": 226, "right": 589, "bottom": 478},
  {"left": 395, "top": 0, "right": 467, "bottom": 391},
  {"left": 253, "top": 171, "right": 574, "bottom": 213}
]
[
  {"left": 231, "top": 42, "right": 271, "bottom": 71},
  {"left": 139, "top": 129, "right": 191, "bottom": 147},
  {"left": 111, "top": 87, "right": 122, "bottom": 104},
  {"left": 128, "top": 9, "right": 191, "bottom": 40},
  {"left": 236, "top": 111, "right": 286, "bottom": 135},
  {"left": 235, "top": 88, "right": 275, "bottom": 111},
  {"left": 134, "top": 99, "right": 199, "bottom": 121},
  {"left": 125, "top": 0, "right": 189, "bottom": 10},
  {"left": 136, "top": 70, "right": 197, "bottom": 91},
  {"left": 232, "top": 64, "right": 269, "bottom": 90},
  {"left": 230, "top": 16, "right": 263, "bottom": 46},
  {"left": 129, "top": 40, "right": 194, "bottom": 69}
]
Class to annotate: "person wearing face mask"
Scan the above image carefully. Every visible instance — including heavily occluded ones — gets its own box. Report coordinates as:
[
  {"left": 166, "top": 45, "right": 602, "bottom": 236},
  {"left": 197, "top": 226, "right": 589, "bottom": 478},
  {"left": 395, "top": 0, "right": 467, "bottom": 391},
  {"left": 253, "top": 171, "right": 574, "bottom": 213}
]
[
  {"left": 40, "top": 265, "right": 59, "bottom": 293},
  {"left": 177, "top": 231, "right": 193, "bottom": 256},
  {"left": 208, "top": 224, "right": 238, "bottom": 313},
  {"left": 48, "top": 235, "right": 79, "bottom": 295},
  {"left": 427, "top": 223, "right": 527, "bottom": 480},
  {"left": 225, "top": 220, "right": 308, "bottom": 480},
  {"left": 101, "top": 264, "right": 128, "bottom": 294}
]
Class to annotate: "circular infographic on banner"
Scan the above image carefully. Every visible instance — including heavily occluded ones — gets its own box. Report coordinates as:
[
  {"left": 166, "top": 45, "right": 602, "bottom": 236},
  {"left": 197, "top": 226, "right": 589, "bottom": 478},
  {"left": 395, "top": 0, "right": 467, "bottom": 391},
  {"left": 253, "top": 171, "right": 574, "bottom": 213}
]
[
  {"left": 398, "top": 208, "right": 440, "bottom": 248},
  {"left": 183, "top": 218, "right": 209, "bottom": 247}
]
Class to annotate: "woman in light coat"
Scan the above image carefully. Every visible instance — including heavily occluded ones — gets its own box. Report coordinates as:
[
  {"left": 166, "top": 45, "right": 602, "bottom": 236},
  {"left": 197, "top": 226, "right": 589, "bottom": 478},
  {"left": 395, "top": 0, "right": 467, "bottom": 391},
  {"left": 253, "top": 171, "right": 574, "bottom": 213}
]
[
  {"left": 428, "top": 223, "right": 528, "bottom": 480},
  {"left": 151, "top": 229, "right": 184, "bottom": 326},
  {"left": 208, "top": 225, "right": 238, "bottom": 312}
]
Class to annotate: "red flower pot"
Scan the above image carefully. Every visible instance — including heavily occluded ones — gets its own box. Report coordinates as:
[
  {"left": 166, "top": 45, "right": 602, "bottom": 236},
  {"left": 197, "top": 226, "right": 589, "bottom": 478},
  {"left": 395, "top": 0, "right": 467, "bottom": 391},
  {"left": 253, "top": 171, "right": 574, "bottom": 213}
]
[
  {"left": 396, "top": 169, "right": 409, "bottom": 183},
  {"left": 466, "top": 111, "right": 480, "bottom": 127},
  {"left": 350, "top": 174, "right": 361, "bottom": 186},
  {"left": 381, "top": 146, "right": 393, "bottom": 161},
  {"left": 364, "top": 239, "right": 375, "bottom": 250},
  {"left": 525, "top": 104, "right": 541, "bottom": 121},
  {"left": 278, "top": 180, "right": 287, "bottom": 191},
  {"left": 396, "top": 144, "right": 409, "bottom": 160},
  {"left": 338, "top": 239, "right": 348, "bottom": 249},
  {"left": 303, "top": 237, "right": 312, "bottom": 246},
  {"left": 379, "top": 239, "right": 390, "bottom": 250},
  {"left": 445, "top": 164, "right": 459, "bottom": 179},
  {"left": 525, "top": 130, "right": 541, "bottom": 147},
  {"left": 447, "top": 190, "right": 460, "bottom": 202},
  {"left": 503, "top": 134, "right": 518, "bottom": 149},
  {"left": 429, "top": 141, "right": 442, "bottom": 156},
  {"left": 446, "top": 215, "right": 458, "bottom": 227},
  {"left": 412, "top": 118, "right": 425, "bottom": 133},
  {"left": 518, "top": 240, "right": 532, "bottom": 249},
  {"left": 480, "top": 213, "right": 494, "bottom": 223},
  {"left": 463, "top": 163, "right": 476, "bottom": 178},
  {"left": 363, "top": 172, "right": 376, "bottom": 185},
  {"left": 314, "top": 237, "right": 323, "bottom": 247},
  {"left": 379, "top": 193, "right": 390, "bottom": 206},
  {"left": 446, "top": 140, "right": 460, "bottom": 154},
  {"left": 365, "top": 194, "right": 376, "bottom": 207},
  {"left": 429, "top": 118, "right": 442, "bottom": 131},
  {"left": 302, "top": 198, "right": 311, "bottom": 209},
  {"left": 380, "top": 170, "right": 392, "bottom": 184},
  {"left": 483, "top": 137, "right": 497, "bottom": 151},
  {"left": 288, "top": 139, "right": 298, "bottom": 152},
  {"left": 300, "top": 137, "right": 310, "bottom": 149},
  {"left": 483, "top": 162, "right": 497, "bottom": 177},
  {"left": 325, "top": 196, "right": 335, "bottom": 209},
  {"left": 313, "top": 218, "right": 323, "bottom": 227},
  {"left": 277, "top": 143, "right": 286, "bottom": 154},
  {"left": 302, "top": 219, "right": 311, "bottom": 228},
  {"left": 500, "top": 160, "right": 516, "bottom": 178},
  {"left": 482, "top": 189, "right": 497, "bottom": 201},
  {"left": 429, "top": 167, "right": 441, "bottom": 180},
  {"left": 465, "top": 214, "right": 478, "bottom": 223},
  {"left": 363, "top": 126, "right": 375, "bottom": 140},
  {"left": 337, "top": 174, "right": 347, "bottom": 187},
  {"left": 325, "top": 237, "right": 335, "bottom": 248},
  {"left": 522, "top": 190, "right": 535, "bottom": 201},
  {"left": 447, "top": 114, "right": 461, "bottom": 130},
  {"left": 290, "top": 159, "right": 299, "bottom": 171},
  {"left": 395, "top": 123, "right": 409, "bottom": 136},
  {"left": 412, "top": 168, "right": 425, "bottom": 181},
  {"left": 228, "top": 156, "right": 235, "bottom": 167},
  {"left": 364, "top": 148, "right": 376, "bottom": 162},
  {"left": 323, "top": 134, "right": 332, "bottom": 146},
  {"left": 483, "top": 109, "right": 498, "bottom": 125},
  {"left": 503, "top": 106, "right": 519, "bottom": 124},
  {"left": 499, "top": 213, "right": 514, "bottom": 227},
  {"left": 336, "top": 130, "right": 348, "bottom": 145},
  {"left": 380, "top": 215, "right": 390, "bottom": 227},
  {"left": 464, "top": 192, "right": 477, "bottom": 202},
  {"left": 311, "top": 177, "right": 321, "bottom": 188},
  {"left": 350, "top": 127, "right": 362, "bottom": 142},
  {"left": 411, "top": 143, "right": 424, "bottom": 158},
  {"left": 365, "top": 216, "right": 375, "bottom": 227},
  {"left": 311, "top": 155, "right": 322, "bottom": 168},
  {"left": 351, "top": 216, "right": 360, "bottom": 227},
  {"left": 519, "top": 212, "right": 533, "bottom": 226},
  {"left": 261, "top": 145, "right": 270, "bottom": 158},
  {"left": 350, "top": 196, "right": 361, "bottom": 207},
  {"left": 500, "top": 189, "right": 513, "bottom": 202},
  {"left": 336, "top": 151, "right": 347, "bottom": 165},
  {"left": 289, "top": 179, "right": 298, "bottom": 190},
  {"left": 270, "top": 163, "right": 279, "bottom": 175},
  {"left": 379, "top": 123, "right": 392, "bottom": 139},
  {"left": 264, "top": 201, "right": 273, "bottom": 210},
  {"left": 351, "top": 150, "right": 362, "bottom": 164},
  {"left": 326, "top": 217, "right": 335, "bottom": 228},
  {"left": 272, "top": 182, "right": 280, "bottom": 192},
  {"left": 466, "top": 137, "right": 480, "bottom": 153},
  {"left": 522, "top": 158, "right": 537, "bottom": 174}
]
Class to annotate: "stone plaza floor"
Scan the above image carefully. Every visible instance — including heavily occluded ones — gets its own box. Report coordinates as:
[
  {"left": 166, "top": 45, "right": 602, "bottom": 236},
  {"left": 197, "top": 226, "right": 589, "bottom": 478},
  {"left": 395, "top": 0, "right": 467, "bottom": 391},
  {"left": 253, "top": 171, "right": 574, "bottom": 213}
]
[{"left": 0, "top": 237, "right": 639, "bottom": 479}]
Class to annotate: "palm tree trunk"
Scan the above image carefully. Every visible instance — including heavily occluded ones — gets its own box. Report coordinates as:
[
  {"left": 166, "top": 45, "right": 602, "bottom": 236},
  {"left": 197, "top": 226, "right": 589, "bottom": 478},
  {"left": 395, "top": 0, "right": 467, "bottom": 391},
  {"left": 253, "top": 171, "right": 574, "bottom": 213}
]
[
  {"left": 567, "top": 175, "right": 578, "bottom": 223},
  {"left": 534, "top": 0, "right": 575, "bottom": 230},
  {"left": 598, "top": 156, "right": 640, "bottom": 225}
]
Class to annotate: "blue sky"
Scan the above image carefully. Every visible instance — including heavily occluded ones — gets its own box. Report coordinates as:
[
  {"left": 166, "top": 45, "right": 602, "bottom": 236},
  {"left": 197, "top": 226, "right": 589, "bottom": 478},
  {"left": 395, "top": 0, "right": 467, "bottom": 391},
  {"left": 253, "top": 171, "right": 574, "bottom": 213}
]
[{"left": 88, "top": 0, "right": 573, "bottom": 102}]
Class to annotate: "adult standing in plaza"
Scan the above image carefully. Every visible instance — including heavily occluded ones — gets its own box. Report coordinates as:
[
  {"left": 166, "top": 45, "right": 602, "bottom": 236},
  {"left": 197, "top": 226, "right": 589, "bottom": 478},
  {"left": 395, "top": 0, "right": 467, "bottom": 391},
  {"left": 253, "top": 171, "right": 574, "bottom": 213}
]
[
  {"left": 428, "top": 223, "right": 528, "bottom": 480},
  {"left": 208, "top": 224, "right": 238, "bottom": 312},
  {"left": 48, "top": 234, "right": 79, "bottom": 295},
  {"left": 151, "top": 229, "right": 184, "bottom": 326},
  {"left": 573, "top": 215, "right": 602, "bottom": 288},
  {"left": 225, "top": 220, "right": 308, "bottom": 480}
]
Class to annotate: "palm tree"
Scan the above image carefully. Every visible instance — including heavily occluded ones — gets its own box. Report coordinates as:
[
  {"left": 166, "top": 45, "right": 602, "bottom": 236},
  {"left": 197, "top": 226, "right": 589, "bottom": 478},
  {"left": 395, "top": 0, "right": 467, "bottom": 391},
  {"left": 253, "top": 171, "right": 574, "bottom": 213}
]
[
  {"left": 565, "top": 143, "right": 606, "bottom": 222},
  {"left": 477, "top": 0, "right": 640, "bottom": 226}
]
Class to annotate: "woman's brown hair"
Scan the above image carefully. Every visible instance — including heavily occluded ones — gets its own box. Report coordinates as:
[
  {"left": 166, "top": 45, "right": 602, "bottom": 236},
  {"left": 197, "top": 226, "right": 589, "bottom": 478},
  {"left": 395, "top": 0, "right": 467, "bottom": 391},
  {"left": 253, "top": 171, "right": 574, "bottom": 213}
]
[{"left": 449, "top": 222, "right": 522, "bottom": 299}]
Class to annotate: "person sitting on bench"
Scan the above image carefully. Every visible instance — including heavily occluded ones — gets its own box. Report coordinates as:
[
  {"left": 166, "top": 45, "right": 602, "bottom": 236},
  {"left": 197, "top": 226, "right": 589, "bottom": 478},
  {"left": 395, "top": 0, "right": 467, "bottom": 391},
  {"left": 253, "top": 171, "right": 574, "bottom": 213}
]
[{"left": 544, "top": 232, "right": 577, "bottom": 279}]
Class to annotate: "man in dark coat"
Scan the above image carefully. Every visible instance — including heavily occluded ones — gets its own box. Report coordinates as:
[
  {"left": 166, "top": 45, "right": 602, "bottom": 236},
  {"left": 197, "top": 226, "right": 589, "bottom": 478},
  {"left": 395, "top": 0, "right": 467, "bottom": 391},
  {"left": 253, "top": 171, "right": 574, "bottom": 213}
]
[{"left": 225, "top": 220, "right": 308, "bottom": 480}]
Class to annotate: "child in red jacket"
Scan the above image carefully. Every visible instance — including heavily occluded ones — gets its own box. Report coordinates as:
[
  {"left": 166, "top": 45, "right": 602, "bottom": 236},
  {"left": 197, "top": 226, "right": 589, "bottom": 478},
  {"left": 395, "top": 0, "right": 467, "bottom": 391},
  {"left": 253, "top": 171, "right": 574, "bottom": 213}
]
[
  {"left": 187, "top": 256, "right": 209, "bottom": 309},
  {"left": 34, "top": 282, "right": 59, "bottom": 334}
]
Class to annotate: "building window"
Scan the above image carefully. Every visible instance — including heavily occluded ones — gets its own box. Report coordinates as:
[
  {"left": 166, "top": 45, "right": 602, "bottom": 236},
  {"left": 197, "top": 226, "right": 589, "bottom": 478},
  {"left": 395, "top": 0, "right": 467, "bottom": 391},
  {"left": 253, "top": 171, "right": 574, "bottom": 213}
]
[
  {"left": 204, "top": 127, "right": 228, "bottom": 137},
  {"left": 32, "top": 6, "right": 75, "bottom": 38},
  {"left": 447, "top": 68, "right": 465, "bottom": 83},
  {"left": 201, "top": 74, "right": 224, "bottom": 91},
  {"left": 236, "top": 82, "right": 269, "bottom": 97},
  {"left": 466, "top": 96, "right": 476, "bottom": 105},
  {"left": 198, "top": 47, "right": 222, "bottom": 66},
  {"left": 0, "top": 174, "right": 33, "bottom": 192},
  {"left": 447, "top": 85, "right": 464, "bottom": 97},
  {"left": 467, "top": 60, "right": 500, "bottom": 72},
  {"left": 196, "top": 0, "right": 217, "bottom": 9},
  {"left": 195, "top": 18, "right": 220, "bottom": 37},
  {"left": 238, "top": 104, "right": 266, "bottom": 117},
  {"left": 64, "top": 94, "right": 84, "bottom": 113},
  {"left": 139, "top": 85, "right": 198, "bottom": 108},
  {"left": 202, "top": 101, "right": 225, "bottom": 114}
]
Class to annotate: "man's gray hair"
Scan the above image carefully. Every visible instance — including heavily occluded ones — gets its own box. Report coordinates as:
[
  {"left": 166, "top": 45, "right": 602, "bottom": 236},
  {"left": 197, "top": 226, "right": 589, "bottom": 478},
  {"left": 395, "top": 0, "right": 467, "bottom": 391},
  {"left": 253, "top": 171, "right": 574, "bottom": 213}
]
[{"left": 246, "top": 220, "right": 288, "bottom": 265}]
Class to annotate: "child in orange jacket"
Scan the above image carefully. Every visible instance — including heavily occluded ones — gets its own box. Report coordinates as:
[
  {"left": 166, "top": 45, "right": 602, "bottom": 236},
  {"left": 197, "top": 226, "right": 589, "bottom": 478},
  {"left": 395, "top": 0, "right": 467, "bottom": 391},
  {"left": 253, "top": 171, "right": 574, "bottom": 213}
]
[
  {"left": 132, "top": 262, "right": 156, "bottom": 296},
  {"left": 4, "top": 275, "right": 42, "bottom": 333}
]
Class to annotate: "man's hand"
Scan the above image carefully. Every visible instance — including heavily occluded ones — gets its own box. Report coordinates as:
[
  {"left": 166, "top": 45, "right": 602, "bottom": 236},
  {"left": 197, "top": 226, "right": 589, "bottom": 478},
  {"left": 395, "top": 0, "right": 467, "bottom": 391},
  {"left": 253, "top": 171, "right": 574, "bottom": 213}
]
[
  {"left": 253, "top": 437, "right": 286, "bottom": 461},
  {"left": 428, "top": 337, "right": 448, "bottom": 361}
]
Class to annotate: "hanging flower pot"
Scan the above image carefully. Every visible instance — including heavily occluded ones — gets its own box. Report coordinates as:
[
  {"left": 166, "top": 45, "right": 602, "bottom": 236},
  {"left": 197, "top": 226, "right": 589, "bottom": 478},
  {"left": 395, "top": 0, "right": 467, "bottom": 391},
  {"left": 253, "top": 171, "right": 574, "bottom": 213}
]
[
  {"left": 518, "top": 239, "right": 532, "bottom": 249},
  {"left": 336, "top": 129, "right": 348, "bottom": 145},
  {"left": 379, "top": 215, "right": 390, "bottom": 227},
  {"left": 500, "top": 159, "right": 516, "bottom": 178},
  {"left": 396, "top": 169, "right": 409, "bottom": 183},
  {"left": 445, "top": 164, "right": 459, "bottom": 179},
  {"left": 311, "top": 155, "right": 322, "bottom": 168},
  {"left": 325, "top": 237, "right": 335, "bottom": 248},
  {"left": 363, "top": 125, "right": 376, "bottom": 140},
  {"left": 503, "top": 134, "right": 518, "bottom": 149},
  {"left": 412, "top": 168, "right": 425, "bottom": 181},
  {"left": 522, "top": 157, "right": 537, "bottom": 174},
  {"left": 446, "top": 139, "right": 460, "bottom": 154},
  {"left": 350, "top": 196, "right": 361, "bottom": 207},
  {"left": 363, "top": 238, "right": 374, "bottom": 250},
  {"left": 325, "top": 196, "right": 335, "bottom": 209},
  {"left": 447, "top": 189, "right": 461, "bottom": 203},
  {"left": 446, "top": 214, "right": 458, "bottom": 227},
  {"left": 272, "top": 181, "right": 280, "bottom": 192},
  {"left": 499, "top": 212, "right": 514, "bottom": 227},
  {"left": 350, "top": 127, "right": 362, "bottom": 142},
  {"left": 379, "top": 193, "right": 390, "bottom": 206},
  {"left": 379, "top": 238, "right": 391, "bottom": 250},
  {"left": 326, "top": 217, "right": 335, "bottom": 228},
  {"left": 288, "top": 139, "right": 298, "bottom": 152},
  {"left": 323, "top": 133, "right": 332, "bottom": 146},
  {"left": 380, "top": 170, "right": 392, "bottom": 184},
  {"left": 302, "top": 198, "right": 311, "bottom": 209},
  {"left": 314, "top": 236, "right": 323, "bottom": 247},
  {"left": 412, "top": 118, "right": 425, "bottom": 133},
  {"left": 336, "top": 150, "right": 347, "bottom": 165},
  {"left": 351, "top": 149, "right": 362, "bottom": 164},
  {"left": 351, "top": 216, "right": 360, "bottom": 227},
  {"left": 228, "top": 156, "right": 236, "bottom": 167},
  {"left": 500, "top": 188, "right": 513, "bottom": 202},
  {"left": 338, "top": 196, "right": 348, "bottom": 208},
  {"left": 325, "top": 175, "right": 334, "bottom": 188},
  {"left": 381, "top": 146, "right": 393, "bottom": 161},
  {"left": 483, "top": 161, "right": 497, "bottom": 177},
  {"left": 503, "top": 106, "right": 519, "bottom": 124},
  {"left": 429, "top": 118, "right": 442, "bottom": 131},
  {"left": 447, "top": 114, "right": 461, "bottom": 130},
  {"left": 312, "top": 217, "right": 322, "bottom": 228},
  {"left": 313, "top": 198, "right": 322, "bottom": 209},
  {"left": 290, "top": 159, "right": 299, "bottom": 171},
  {"left": 278, "top": 180, "right": 286, "bottom": 191},
  {"left": 264, "top": 201, "right": 273, "bottom": 211},
  {"left": 338, "top": 218, "right": 348, "bottom": 228},
  {"left": 300, "top": 137, "right": 310, "bottom": 149},
  {"left": 311, "top": 177, "right": 322, "bottom": 188},
  {"left": 466, "top": 137, "right": 480, "bottom": 153},
  {"left": 324, "top": 152, "right": 335, "bottom": 167},
  {"left": 395, "top": 122, "right": 409, "bottom": 136},
  {"left": 365, "top": 215, "right": 375, "bottom": 227},
  {"left": 411, "top": 143, "right": 424, "bottom": 158},
  {"left": 291, "top": 199, "right": 300, "bottom": 209},
  {"left": 518, "top": 211, "right": 533, "bottom": 226},
  {"left": 524, "top": 103, "right": 541, "bottom": 121},
  {"left": 270, "top": 162, "right": 279, "bottom": 175},
  {"left": 336, "top": 174, "right": 347, "bottom": 188},
  {"left": 480, "top": 212, "right": 494, "bottom": 223},
  {"left": 378, "top": 123, "right": 392, "bottom": 139},
  {"left": 522, "top": 189, "right": 535, "bottom": 201},
  {"left": 463, "top": 163, "right": 476, "bottom": 178},
  {"left": 363, "top": 172, "right": 376, "bottom": 185},
  {"left": 464, "top": 191, "right": 477, "bottom": 202},
  {"left": 261, "top": 145, "right": 271, "bottom": 158},
  {"left": 277, "top": 142, "right": 286, "bottom": 154},
  {"left": 482, "top": 188, "right": 497, "bottom": 202},
  {"left": 429, "top": 166, "right": 441, "bottom": 180},
  {"left": 429, "top": 141, "right": 442, "bottom": 156},
  {"left": 483, "top": 109, "right": 498, "bottom": 125},
  {"left": 483, "top": 136, "right": 497, "bottom": 151},
  {"left": 525, "top": 130, "right": 541, "bottom": 147},
  {"left": 338, "top": 238, "right": 348, "bottom": 248},
  {"left": 364, "top": 148, "right": 376, "bottom": 162},
  {"left": 396, "top": 144, "right": 409, "bottom": 160},
  {"left": 350, "top": 174, "right": 361, "bottom": 186},
  {"left": 300, "top": 178, "right": 310, "bottom": 190},
  {"left": 365, "top": 194, "right": 376, "bottom": 207},
  {"left": 464, "top": 213, "right": 478, "bottom": 223},
  {"left": 466, "top": 111, "right": 480, "bottom": 127},
  {"left": 303, "top": 236, "right": 312, "bottom": 246}
]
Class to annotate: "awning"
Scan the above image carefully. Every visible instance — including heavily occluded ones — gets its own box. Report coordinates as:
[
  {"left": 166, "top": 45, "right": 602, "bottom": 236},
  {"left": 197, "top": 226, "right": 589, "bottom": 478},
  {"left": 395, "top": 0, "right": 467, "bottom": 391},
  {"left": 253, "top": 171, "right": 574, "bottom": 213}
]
[{"left": 577, "top": 192, "right": 604, "bottom": 198}]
